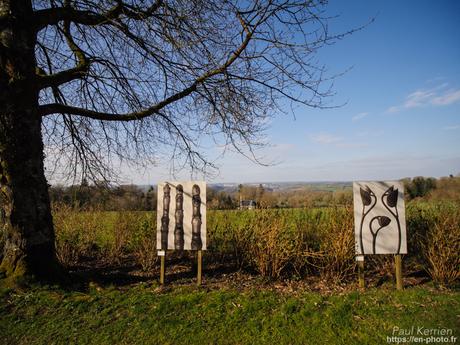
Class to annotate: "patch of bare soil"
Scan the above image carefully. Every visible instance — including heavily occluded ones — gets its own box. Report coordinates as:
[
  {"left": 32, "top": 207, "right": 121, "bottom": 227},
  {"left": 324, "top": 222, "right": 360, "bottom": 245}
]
[{"left": 67, "top": 253, "right": 432, "bottom": 294}]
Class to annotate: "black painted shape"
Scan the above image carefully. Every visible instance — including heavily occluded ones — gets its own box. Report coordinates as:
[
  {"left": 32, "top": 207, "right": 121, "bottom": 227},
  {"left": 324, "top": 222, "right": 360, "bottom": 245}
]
[
  {"left": 382, "top": 185, "right": 402, "bottom": 254},
  {"left": 358, "top": 185, "right": 377, "bottom": 254},
  {"left": 369, "top": 215, "right": 391, "bottom": 254},
  {"left": 161, "top": 184, "right": 170, "bottom": 250},
  {"left": 191, "top": 184, "right": 202, "bottom": 250},
  {"left": 174, "top": 185, "right": 184, "bottom": 250}
]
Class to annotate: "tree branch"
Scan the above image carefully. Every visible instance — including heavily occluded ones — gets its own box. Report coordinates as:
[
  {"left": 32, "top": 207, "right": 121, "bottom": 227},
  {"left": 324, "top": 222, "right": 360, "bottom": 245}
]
[
  {"left": 36, "top": 20, "right": 91, "bottom": 89},
  {"left": 40, "top": 16, "right": 255, "bottom": 120},
  {"left": 34, "top": 0, "right": 163, "bottom": 31}
]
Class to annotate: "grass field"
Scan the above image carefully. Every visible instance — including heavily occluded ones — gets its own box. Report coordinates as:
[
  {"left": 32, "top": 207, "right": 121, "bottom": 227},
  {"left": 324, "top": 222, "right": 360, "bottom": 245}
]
[
  {"left": 1, "top": 201, "right": 459, "bottom": 344},
  {"left": 1, "top": 283, "right": 459, "bottom": 345}
]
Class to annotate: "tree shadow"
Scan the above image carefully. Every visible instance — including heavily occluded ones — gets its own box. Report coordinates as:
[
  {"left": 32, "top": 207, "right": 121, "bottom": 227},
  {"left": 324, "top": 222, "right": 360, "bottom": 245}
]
[{"left": 64, "top": 255, "right": 243, "bottom": 291}]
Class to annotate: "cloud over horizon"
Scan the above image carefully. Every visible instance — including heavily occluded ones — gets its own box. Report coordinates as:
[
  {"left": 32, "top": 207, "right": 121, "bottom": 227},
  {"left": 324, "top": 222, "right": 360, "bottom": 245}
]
[
  {"left": 387, "top": 84, "right": 460, "bottom": 113},
  {"left": 352, "top": 112, "right": 369, "bottom": 122},
  {"left": 443, "top": 125, "right": 460, "bottom": 131},
  {"left": 310, "top": 133, "right": 343, "bottom": 145},
  {"left": 310, "top": 132, "right": 367, "bottom": 149}
]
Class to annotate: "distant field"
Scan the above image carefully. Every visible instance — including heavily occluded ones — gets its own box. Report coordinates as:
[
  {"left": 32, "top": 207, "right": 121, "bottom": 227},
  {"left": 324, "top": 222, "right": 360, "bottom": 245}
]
[
  {"left": 1, "top": 284, "right": 458, "bottom": 345},
  {"left": 209, "top": 181, "right": 353, "bottom": 193}
]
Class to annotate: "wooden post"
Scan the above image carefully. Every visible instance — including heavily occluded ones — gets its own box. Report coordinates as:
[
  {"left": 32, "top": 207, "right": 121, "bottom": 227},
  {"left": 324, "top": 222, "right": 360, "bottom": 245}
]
[
  {"left": 160, "top": 254, "right": 165, "bottom": 285},
  {"left": 395, "top": 254, "right": 403, "bottom": 290},
  {"left": 357, "top": 256, "right": 365, "bottom": 289},
  {"left": 197, "top": 250, "right": 202, "bottom": 286}
]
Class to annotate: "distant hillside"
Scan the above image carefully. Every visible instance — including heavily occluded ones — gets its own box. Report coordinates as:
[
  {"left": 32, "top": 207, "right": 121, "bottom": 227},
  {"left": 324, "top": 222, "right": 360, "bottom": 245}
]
[
  {"left": 209, "top": 181, "right": 352, "bottom": 193},
  {"left": 137, "top": 181, "right": 352, "bottom": 193}
]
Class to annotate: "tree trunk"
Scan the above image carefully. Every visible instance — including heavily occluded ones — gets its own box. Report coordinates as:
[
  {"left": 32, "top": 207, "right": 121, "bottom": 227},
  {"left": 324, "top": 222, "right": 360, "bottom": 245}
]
[{"left": 0, "top": 0, "right": 62, "bottom": 283}]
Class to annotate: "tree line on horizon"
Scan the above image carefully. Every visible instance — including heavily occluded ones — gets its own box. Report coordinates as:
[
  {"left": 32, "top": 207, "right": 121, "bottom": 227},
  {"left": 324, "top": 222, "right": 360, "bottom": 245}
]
[{"left": 47, "top": 175, "right": 460, "bottom": 211}]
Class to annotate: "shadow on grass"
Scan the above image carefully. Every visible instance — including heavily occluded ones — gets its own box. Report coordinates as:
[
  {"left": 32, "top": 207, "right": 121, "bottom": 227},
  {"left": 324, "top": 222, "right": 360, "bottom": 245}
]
[{"left": 66, "top": 254, "right": 244, "bottom": 291}]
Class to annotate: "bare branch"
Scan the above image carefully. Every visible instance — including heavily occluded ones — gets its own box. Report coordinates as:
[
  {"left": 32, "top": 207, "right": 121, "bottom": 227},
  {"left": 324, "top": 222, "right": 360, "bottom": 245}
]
[
  {"left": 40, "top": 15, "right": 256, "bottom": 120},
  {"left": 33, "top": 0, "right": 363, "bottom": 181},
  {"left": 36, "top": 19, "right": 91, "bottom": 89},
  {"left": 34, "top": 0, "right": 163, "bottom": 31}
]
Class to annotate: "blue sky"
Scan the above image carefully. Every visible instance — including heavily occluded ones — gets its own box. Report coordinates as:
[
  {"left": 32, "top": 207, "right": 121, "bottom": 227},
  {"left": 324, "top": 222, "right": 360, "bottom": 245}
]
[{"left": 126, "top": 0, "right": 460, "bottom": 184}]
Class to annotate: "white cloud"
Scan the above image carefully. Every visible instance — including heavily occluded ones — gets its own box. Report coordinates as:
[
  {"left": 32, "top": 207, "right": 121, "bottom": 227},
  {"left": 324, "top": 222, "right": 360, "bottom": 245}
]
[
  {"left": 405, "top": 90, "right": 437, "bottom": 108},
  {"left": 310, "top": 133, "right": 342, "bottom": 144},
  {"left": 310, "top": 132, "right": 367, "bottom": 149},
  {"left": 273, "top": 143, "right": 296, "bottom": 151},
  {"left": 352, "top": 112, "right": 369, "bottom": 122},
  {"left": 432, "top": 90, "right": 460, "bottom": 106},
  {"left": 356, "top": 130, "right": 384, "bottom": 137},
  {"left": 336, "top": 142, "right": 368, "bottom": 149},
  {"left": 308, "top": 154, "right": 460, "bottom": 180},
  {"left": 443, "top": 125, "right": 460, "bottom": 131},
  {"left": 387, "top": 84, "right": 460, "bottom": 113}
]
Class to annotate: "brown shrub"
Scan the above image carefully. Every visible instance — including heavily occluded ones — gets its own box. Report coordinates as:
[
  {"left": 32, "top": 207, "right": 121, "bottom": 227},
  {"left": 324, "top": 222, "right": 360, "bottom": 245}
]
[
  {"left": 422, "top": 205, "right": 460, "bottom": 286},
  {"left": 53, "top": 203, "right": 105, "bottom": 266},
  {"left": 316, "top": 206, "right": 355, "bottom": 282},
  {"left": 246, "top": 211, "right": 304, "bottom": 279},
  {"left": 131, "top": 216, "right": 157, "bottom": 271}
]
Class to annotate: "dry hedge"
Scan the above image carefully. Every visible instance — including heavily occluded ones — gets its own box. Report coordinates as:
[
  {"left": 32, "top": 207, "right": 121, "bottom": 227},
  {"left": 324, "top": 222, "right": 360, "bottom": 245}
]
[{"left": 53, "top": 201, "right": 459, "bottom": 286}]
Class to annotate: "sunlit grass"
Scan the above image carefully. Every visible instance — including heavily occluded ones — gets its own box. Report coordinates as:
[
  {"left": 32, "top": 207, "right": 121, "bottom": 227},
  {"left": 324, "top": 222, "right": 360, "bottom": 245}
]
[{"left": 1, "top": 284, "right": 458, "bottom": 345}]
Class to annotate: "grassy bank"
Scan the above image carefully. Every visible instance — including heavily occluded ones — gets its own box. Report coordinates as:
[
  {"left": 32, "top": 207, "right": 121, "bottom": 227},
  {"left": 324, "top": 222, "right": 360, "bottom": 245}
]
[{"left": 1, "top": 284, "right": 458, "bottom": 345}]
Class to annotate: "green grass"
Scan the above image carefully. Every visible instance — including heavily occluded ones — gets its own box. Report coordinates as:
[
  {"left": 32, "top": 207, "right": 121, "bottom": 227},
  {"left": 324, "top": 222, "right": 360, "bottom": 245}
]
[{"left": 1, "top": 285, "right": 458, "bottom": 345}]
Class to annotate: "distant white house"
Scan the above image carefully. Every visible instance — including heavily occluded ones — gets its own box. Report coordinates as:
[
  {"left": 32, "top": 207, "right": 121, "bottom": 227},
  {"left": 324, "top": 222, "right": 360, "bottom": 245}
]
[{"left": 239, "top": 200, "right": 256, "bottom": 210}]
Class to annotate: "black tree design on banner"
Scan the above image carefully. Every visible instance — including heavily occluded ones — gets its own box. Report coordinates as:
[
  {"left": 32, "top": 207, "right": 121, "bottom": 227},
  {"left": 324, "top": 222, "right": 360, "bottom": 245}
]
[
  {"left": 369, "top": 215, "right": 391, "bottom": 254},
  {"left": 382, "top": 186, "right": 402, "bottom": 254},
  {"left": 359, "top": 186, "right": 377, "bottom": 254},
  {"left": 191, "top": 184, "right": 202, "bottom": 250},
  {"left": 161, "top": 184, "right": 171, "bottom": 250},
  {"left": 174, "top": 185, "right": 184, "bottom": 250}
]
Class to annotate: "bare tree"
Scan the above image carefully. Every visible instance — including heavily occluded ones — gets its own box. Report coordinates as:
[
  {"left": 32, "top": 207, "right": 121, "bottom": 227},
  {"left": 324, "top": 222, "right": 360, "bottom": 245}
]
[{"left": 0, "top": 0, "right": 358, "bottom": 282}]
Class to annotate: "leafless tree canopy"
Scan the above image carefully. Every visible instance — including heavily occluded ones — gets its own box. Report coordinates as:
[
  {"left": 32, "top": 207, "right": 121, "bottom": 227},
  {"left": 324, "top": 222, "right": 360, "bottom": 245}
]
[{"left": 33, "top": 0, "right": 356, "bottom": 182}]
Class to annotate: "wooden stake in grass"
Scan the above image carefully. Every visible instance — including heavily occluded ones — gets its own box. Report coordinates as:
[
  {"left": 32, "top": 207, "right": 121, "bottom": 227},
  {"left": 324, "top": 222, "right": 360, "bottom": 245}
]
[
  {"left": 357, "top": 255, "right": 365, "bottom": 289},
  {"left": 197, "top": 250, "right": 203, "bottom": 286},
  {"left": 159, "top": 250, "right": 166, "bottom": 285},
  {"left": 395, "top": 254, "right": 403, "bottom": 290}
]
